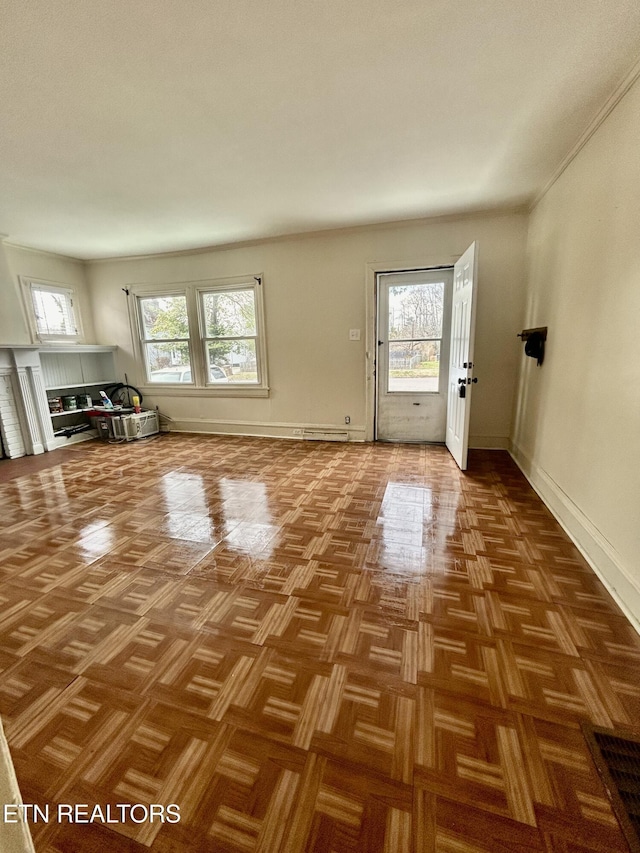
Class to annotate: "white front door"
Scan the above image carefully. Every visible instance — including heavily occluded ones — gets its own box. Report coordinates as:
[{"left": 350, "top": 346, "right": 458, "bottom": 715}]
[
  {"left": 446, "top": 242, "right": 478, "bottom": 470},
  {"left": 376, "top": 268, "right": 453, "bottom": 442}
]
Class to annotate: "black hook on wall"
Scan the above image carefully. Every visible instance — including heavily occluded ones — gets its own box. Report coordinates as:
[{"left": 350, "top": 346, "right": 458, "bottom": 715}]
[{"left": 518, "top": 326, "right": 547, "bottom": 366}]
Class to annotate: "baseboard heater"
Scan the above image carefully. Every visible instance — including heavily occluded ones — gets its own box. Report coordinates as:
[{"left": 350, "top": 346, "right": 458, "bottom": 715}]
[{"left": 302, "top": 429, "right": 349, "bottom": 442}]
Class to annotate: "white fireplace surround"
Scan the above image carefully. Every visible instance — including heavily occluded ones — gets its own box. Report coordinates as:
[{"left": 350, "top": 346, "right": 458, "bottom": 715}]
[{"left": 0, "top": 346, "right": 56, "bottom": 458}]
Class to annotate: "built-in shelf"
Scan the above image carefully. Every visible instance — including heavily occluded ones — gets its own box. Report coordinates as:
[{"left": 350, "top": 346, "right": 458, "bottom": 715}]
[
  {"left": 50, "top": 429, "right": 99, "bottom": 449},
  {"left": 49, "top": 408, "right": 96, "bottom": 418},
  {"left": 45, "top": 380, "right": 115, "bottom": 391},
  {"left": 39, "top": 347, "right": 118, "bottom": 450}
]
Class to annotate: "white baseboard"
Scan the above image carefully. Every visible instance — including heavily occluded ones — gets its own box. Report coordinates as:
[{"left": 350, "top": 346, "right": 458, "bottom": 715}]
[
  {"left": 510, "top": 442, "right": 640, "bottom": 635},
  {"left": 164, "top": 417, "right": 366, "bottom": 443},
  {"left": 163, "top": 419, "right": 506, "bottom": 447}
]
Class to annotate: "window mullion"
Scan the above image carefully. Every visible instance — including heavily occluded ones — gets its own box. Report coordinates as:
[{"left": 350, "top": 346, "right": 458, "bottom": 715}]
[{"left": 186, "top": 284, "right": 204, "bottom": 386}]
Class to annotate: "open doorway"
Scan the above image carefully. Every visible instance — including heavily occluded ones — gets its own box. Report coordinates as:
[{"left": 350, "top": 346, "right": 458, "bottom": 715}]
[{"left": 375, "top": 267, "right": 453, "bottom": 442}]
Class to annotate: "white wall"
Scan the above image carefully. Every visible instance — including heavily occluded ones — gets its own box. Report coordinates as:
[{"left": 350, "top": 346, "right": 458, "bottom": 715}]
[
  {"left": 88, "top": 211, "right": 527, "bottom": 445},
  {"left": 0, "top": 241, "right": 30, "bottom": 345},
  {"left": 511, "top": 76, "right": 640, "bottom": 628},
  {"left": 0, "top": 244, "right": 95, "bottom": 344}
]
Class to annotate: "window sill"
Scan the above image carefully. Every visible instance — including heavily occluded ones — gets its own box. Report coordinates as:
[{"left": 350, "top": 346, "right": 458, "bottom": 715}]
[
  {"left": 38, "top": 343, "right": 116, "bottom": 352},
  {"left": 37, "top": 337, "right": 83, "bottom": 344},
  {"left": 138, "top": 385, "right": 270, "bottom": 398}
]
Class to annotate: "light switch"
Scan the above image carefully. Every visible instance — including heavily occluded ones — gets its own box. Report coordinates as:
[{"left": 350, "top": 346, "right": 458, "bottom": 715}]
[{"left": 349, "top": 329, "right": 361, "bottom": 341}]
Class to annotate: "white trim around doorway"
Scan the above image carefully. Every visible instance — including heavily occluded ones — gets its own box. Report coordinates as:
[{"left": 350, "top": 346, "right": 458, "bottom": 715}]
[{"left": 364, "top": 256, "right": 460, "bottom": 443}]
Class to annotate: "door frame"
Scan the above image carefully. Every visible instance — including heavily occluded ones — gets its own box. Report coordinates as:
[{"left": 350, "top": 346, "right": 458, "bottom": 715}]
[{"left": 364, "top": 255, "right": 460, "bottom": 442}]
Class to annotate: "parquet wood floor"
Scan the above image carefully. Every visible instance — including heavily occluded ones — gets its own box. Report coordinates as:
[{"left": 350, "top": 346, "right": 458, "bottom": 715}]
[{"left": 0, "top": 435, "right": 639, "bottom": 852}]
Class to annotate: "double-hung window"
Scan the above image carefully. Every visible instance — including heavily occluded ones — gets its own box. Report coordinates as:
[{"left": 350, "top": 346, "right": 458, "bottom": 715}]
[
  {"left": 21, "top": 278, "right": 82, "bottom": 342},
  {"left": 134, "top": 275, "right": 268, "bottom": 394},
  {"left": 138, "top": 293, "right": 192, "bottom": 384},
  {"left": 200, "top": 285, "right": 261, "bottom": 385}
]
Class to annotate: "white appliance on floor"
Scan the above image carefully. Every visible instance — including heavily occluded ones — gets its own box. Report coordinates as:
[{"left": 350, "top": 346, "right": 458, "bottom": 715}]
[{"left": 111, "top": 411, "right": 160, "bottom": 441}]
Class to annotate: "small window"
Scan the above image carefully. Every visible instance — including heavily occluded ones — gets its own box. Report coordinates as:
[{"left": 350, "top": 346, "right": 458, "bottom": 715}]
[
  {"left": 138, "top": 294, "right": 193, "bottom": 384},
  {"left": 22, "top": 280, "right": 81, "bottom": 342}
]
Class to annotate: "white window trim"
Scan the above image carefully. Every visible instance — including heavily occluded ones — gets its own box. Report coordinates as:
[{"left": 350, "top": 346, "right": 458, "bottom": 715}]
[
  {"left": 129, "top": 275, "right": 269, "bottom": 397},
  {"left": 20, "top": 277, "right": 83, "bottom": 344}
]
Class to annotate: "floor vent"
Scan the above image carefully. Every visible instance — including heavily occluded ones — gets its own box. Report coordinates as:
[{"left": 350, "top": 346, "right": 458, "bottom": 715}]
[
  {"left": 302, "top": 430, "right": 349, "bottom": 442},
  {"left": 583, "top": 724, "right": 640, "bottom": 853}
]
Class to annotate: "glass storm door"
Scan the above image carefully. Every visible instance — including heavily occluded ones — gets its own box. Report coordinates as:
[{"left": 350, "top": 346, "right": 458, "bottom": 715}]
[{"left": 376, "top": 268, "right": 453, "bottom": 442}]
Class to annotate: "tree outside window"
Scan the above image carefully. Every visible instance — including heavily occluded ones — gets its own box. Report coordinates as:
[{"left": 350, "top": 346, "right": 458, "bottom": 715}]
[
  {"left": 388, "top": 281, "right": 445, "bottom": 392},
  {"left": 139, "top": 294, "right": 192, "bottom": 382},
  {"left": 201, "top": 288, "right": 259, "bottom": 383}
]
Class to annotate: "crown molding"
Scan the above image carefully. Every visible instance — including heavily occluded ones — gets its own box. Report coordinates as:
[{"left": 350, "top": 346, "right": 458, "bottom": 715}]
[
  {"left": 1, "top": 240, "right": 86, "bottom": 264},
  {"left": 87, "top": 204, "right": 529, "bottom": 265},
  {"left": 531, "top": 55, "right": 640, "bottom": 211}
]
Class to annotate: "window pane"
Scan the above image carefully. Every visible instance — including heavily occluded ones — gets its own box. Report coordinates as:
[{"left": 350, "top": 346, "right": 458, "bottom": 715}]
[
  {"left": 388, "top": 340, "right": 441, "bottom": 393},
  {"left": 32, "top": 288, "right": 76, "bottom": 336},
  {"left": 388, "top": 282, "right": 444, "bottom": 340},
  {"left": 207, "top": 339, "right": 257, "bottom": 383},
  {"left": 140, "top": 295, "right": 189, "bottom": 340},
  {"left": 203, "top": 289, "right": 256, "bottom": 337},
  {"left": 145, "top": 342, "right": 192, "bottom": 382}
]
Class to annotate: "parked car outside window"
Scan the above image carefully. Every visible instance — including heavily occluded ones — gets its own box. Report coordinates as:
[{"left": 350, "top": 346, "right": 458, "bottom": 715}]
[{"left": 149, "top": 366, "right": 228, "bottom": 383}]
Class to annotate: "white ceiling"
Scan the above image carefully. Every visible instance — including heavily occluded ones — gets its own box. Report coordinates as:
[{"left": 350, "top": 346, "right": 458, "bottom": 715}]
[{"left": 2, "top": 0, "right": 640, "bottom": 260}]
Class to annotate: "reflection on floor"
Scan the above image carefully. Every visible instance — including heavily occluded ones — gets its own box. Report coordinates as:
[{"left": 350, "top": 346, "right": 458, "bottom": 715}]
[{"left": 0, "top": 434, "right": 639, "bottom": 852}]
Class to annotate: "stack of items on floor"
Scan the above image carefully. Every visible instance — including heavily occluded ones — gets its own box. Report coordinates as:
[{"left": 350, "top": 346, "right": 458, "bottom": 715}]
[{"left": 90, "top": 390, "right": 160, "bottom": 441}]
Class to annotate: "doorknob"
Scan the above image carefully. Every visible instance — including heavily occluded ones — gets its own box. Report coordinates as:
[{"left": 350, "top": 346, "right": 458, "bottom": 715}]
[{"left": 457, "top": 378, "right": 466, "bottom": 384}]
